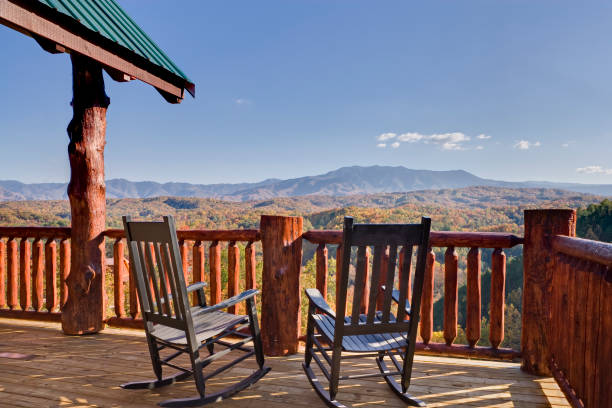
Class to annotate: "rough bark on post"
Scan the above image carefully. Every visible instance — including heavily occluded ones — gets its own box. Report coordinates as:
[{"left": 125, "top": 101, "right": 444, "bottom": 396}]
[
  {"left": 260, "top": 215, "right": 303, "bottom": 356},
  {"left": 521, "top": 209, "right": 576, "bottom": 375},
  {"left": 61, "top": 54, "right": 109, "bottom": 334}
]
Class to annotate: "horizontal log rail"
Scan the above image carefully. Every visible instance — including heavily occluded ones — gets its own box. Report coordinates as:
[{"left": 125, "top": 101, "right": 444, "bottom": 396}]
[
  {"left": 103, "top": 228, "right": 261, "bottom": 329},
  {"left": 302, "top": 230, "right": 524, "bottom": 248},
  {"left": 549, "top": 235, "right": 612, "bottom": 407},
  {"left": 303, "top": 229, "right": 523, "bottom": 360},
  {"left": 551, "top": 235, "right": 612, "bottom": 269},
  {"left": 0, "top": 227, "right": 68, "bottom": 322},
  {"left": 0, "top": 226, "right": 71, "bottom": 239},
  {"left": 103, "top": 228, "right": 260, "bottom": 242}
]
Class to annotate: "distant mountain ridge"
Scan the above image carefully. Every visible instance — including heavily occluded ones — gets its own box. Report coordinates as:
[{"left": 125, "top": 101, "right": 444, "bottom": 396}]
[{"left": 0, "top": 166, "right": 610, "bottom": 201}]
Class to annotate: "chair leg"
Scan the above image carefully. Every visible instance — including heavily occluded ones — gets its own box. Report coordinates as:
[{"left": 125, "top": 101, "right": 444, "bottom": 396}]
[
  {"left": 304, "top": 302, "right": 316, "bottom": 367},
  {"left": 328, "top": 344, "right": 342, "bottom": 400},
  {"left": 191, "top": 351, "right": 207, "bottom": 398},
  {"left": 146, "top": 335, "right": 163, "bottom": 381},
  {"left": 246, "top": 296, "right": 265, "bottom": 369}
]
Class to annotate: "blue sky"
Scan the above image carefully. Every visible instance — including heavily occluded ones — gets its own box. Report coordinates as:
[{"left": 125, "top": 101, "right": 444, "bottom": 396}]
[{"left": 1, "top": 1, "right": 612, "bottom": 184}]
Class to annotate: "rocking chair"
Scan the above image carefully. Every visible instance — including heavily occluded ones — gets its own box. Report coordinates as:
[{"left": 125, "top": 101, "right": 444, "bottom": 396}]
[
  {"left": 121, "top": 216, "right": 270, "bottom": 407},
  {"left": 303, "top": 216, "right": 431, "bottom": 407}
]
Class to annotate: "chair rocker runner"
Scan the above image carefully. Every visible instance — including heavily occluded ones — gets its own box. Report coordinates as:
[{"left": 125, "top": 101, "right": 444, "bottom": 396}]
[
  {"left": 303, "top": 216, "right": 431, "bottom": 407},
  {"left": 121, "top": 216, "right": 270, "bottom": 407}
]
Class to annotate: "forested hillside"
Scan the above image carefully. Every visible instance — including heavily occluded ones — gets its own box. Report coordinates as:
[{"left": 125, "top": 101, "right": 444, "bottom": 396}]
[{"left": 577, "top": 199, "right": 612, "bottom": 242}]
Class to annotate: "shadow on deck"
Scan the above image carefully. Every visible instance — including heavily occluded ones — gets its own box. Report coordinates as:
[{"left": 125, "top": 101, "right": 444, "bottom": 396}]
[{"left": 0, "top": 319, "right": 568, "bottom": 407}]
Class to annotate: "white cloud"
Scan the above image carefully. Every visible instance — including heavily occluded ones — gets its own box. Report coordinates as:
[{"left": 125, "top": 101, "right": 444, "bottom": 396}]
[
  {"left": 514, "top": 140, "right": 541, "bottom": 150},
  {"left": 576, "top": 166, "right": 612, "bottom": 175},
  {"left": 477, "top": 134, "right": 492, "bottom": 140},
  {"left": 234, "top": 98, "right": 251, "bottom": 105},
  {"left": 376, "top": 143, "right": 387, "bottom": 148},
  {"left": 377, "top": 133, "right": 397, "bottom": 141},
  {"left": 428, "top": 132, "right": 471, "bottom": 150},
  {"left": 397, "top": 132, "right": 424, "bottom": 143},
  {"left": 379, "top": 131, "right": 474, "bottom": 150},
  {"left": 561, "top": 143, "right": 569, "bottom": 148},
  {"left": 476, "top": 145, "right": 484, "bottom": 150}
]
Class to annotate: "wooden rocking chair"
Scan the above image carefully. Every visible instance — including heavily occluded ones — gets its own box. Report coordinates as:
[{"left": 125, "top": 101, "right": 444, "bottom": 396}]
[
  {"left": 303, "top": 216, "right": 431, "bottom": 407},
  {"left": 121, "top": 216, "right": 270, "bottom": 407}
]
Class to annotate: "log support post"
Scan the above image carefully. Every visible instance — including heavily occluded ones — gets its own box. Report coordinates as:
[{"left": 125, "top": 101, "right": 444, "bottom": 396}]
[
  {"left": 61, "top": 54, "right": 109, "bottom": 334},
  {"left": 260, "top": 215, "right": 303, "bottom": 356},
  {"left": 522, "top": 209, "right": 576, "bottom": 375}
]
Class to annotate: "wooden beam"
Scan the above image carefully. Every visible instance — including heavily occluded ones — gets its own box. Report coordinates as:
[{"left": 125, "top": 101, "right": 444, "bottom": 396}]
[
  {"left": 33, "top": 34, "right": 65, "bottom": 54},
  {"left": 0, "top": 0, "right": 185, "bottom": 100}
]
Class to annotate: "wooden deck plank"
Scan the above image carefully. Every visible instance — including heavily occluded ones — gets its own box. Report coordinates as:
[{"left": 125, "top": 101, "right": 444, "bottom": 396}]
[{"left": 0, "top": 318, "right": 568, "bottom": 407}]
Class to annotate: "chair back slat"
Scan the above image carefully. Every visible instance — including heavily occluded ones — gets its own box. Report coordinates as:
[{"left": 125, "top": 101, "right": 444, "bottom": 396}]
[
  {"left": 160, "top": 242, "right": 183, "bottom": 321},
  {"left": 396, "top": 246, "right": 413, "bottom": 322},
  {"left": 366, "top": 245, "right": 384, "bottom": 324},
  {"left": 144, "top": 242, "right": 165, "bottom": 315},
  {"left": 336, "top": 217, "right": 431, "bottom": 343},
  {"left": 153, "top": 242, "right": 172, "bottom": 316},
  {"left": 381, "top": 244, "right": 398, "bottom": 323},
  {"left": 123, "top": 216, "right": 191, "bottom": 331},
  {"left": 134, "top": 241, "right": 155, "bottom": 313},
  {"left": 351, "top": 246, "right": 368, "bottom": 324}
]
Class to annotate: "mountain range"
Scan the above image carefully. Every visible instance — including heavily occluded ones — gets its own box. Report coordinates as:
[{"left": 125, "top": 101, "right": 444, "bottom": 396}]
[{"left": 0, "top": 166, "right": 610, "bottom": 201}]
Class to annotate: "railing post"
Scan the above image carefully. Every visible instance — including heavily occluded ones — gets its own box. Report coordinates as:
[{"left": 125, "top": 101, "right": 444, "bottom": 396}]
[
  {"left": 522, "top": 209, "right": 576, "bottom": 375},
  {"left": 420, "top": 247, "right": 435, "bottom": 344},
  {"left": 260, "top": 215, "right": 303, "bottom": 356}
]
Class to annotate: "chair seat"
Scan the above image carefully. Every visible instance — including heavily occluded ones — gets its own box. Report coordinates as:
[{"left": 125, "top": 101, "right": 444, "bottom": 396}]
[
  {"left": 151, "top": 309, "right": 248, "bottom": 345},
  {"left": 313, "top": 313, "right": 407, "bottom": 352}
]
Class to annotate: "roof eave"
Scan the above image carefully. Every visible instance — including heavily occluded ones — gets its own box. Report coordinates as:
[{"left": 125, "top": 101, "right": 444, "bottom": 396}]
[{"left": 1, "top": 0, "right": 194, "bottom": 103}]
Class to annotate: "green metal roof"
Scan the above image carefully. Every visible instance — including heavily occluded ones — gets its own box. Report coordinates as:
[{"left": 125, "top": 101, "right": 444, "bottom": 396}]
[{"left": 36, "top": 0, "right": 193, "bottom": 91}]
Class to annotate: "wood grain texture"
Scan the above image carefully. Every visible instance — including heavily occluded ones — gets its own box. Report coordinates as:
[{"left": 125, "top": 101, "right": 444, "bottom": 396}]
[
  {"left": 192, "top": 241, "right": 205, "bottom": 306},
  {"left": 245, "top": 242, "right": 256, "bottom": 291},
  {"left": 260, "top": 215, "right": 303, "bottom": 356},
  {"left": 466, "top": 247, "right": 481, "bottom": 348},
  {"left": 209, "top": 241, "right": 221, "bottom": 305},
  {"left": 227, "top": 241, "right": 240, "bottom": 314},
  {"left": 18, "top": 239, "right": 31, "bottom": 311},
  {"left": 7, "top": 238, "right": 17, "bottom": 310},
  {"left": 420, "top": 248, "right": 435, "bottom": 345},
  {"left": 551, "top": 235, "right": 612, "bottom": 267},
  {"left": 315, "top": 244, "right": 328, "bottom": 301},
  {"left": 489, "top": 248, "right": 505, "bottom": 349},
  {"left": 62, "top": 54, "right": 108, "bottom": 335},
  {"left": 31, "top": 239, "right": 44, "bottom": 312},
  {"left": 0, "top": 240, "right": 5, "bottom": 309},
  {"left": 443, "top": 247, "right": 458, "bottom": 346},
  {"left": 59, "top": 239, "right": 70, "bottom": 308},
  {"left": 0, "top": 319, "right": 569, "bottom": 408},
  {"left": 522, "top": 209, "right": 576, "bottom": 376},
  {"left": 113, "top": 239, "right": 126, "bottom": 318},
  {"left": 302, "top": 230, "right": 524, "bottom": 249}
]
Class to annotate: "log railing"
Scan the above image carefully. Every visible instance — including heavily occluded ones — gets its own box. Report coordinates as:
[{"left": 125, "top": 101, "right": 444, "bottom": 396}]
[
  {"left": 102, "top": 228, "right": 261, "bottom": 329},
  {"left": 0, "top": 227, "right": 71, "bottom": 322},
  {"left": 548, "top": 235, "right": 612, "bottom": 408},
  {"left": 302, "top": 230, "right": 524, "bottom": 360}
]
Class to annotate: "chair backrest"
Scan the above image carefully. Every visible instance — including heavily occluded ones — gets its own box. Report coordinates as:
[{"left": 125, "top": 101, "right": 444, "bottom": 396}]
[
  {"left": 335, "top": 216, "right": 431, "bottom": 340},
  {"left": 123, "top": 216, "right": 192, "bottom": 333}
]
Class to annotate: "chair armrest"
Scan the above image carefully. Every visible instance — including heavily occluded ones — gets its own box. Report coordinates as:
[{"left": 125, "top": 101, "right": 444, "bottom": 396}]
[
  {"left": 305, "top": 288, "right": 335, "bottom": 318},
  {"left": 187, "top": 281, "right": 207, "bottom": 306},
  {"left": 391, "top": 289, "right": 411, "bottom": 315},
  {"left": 187, "top": 281, "right": 207, "bottom": 293},
  {"left": 198, "top": 289, "right": 259, "bottom": 314}
]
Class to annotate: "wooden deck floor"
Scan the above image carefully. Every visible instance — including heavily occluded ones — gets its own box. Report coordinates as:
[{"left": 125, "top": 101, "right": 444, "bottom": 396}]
[{"left": 0, "top": 318, "right": 568, "bottom": 408}]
